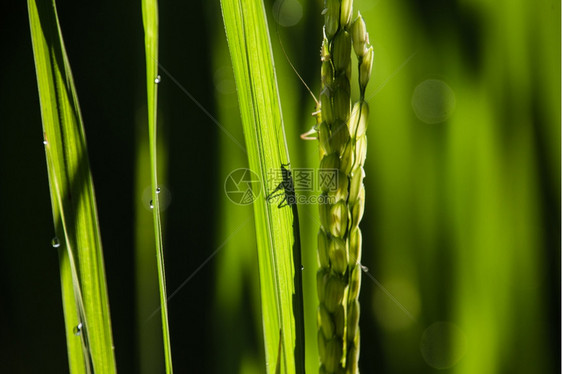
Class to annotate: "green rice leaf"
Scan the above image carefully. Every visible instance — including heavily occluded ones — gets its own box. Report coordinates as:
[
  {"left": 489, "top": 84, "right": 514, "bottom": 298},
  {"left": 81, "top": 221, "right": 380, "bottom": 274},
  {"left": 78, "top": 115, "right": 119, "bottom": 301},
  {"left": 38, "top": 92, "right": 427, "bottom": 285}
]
[
  {"left": 27, "top": 0, "right": 116, "bottom": 372},
  {"left": 141, "top": 0, "right": 174, "bottom": 372},
  {"left": 220, "top": 0, "right": 302, "bottom": 373}
]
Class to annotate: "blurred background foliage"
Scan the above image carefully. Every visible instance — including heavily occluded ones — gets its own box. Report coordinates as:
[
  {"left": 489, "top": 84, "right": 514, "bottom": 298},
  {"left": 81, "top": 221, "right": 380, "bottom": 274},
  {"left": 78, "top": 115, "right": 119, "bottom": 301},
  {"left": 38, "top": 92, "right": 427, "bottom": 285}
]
[{"left": 0, "top": 0, "right": 559, "bottom": 373}]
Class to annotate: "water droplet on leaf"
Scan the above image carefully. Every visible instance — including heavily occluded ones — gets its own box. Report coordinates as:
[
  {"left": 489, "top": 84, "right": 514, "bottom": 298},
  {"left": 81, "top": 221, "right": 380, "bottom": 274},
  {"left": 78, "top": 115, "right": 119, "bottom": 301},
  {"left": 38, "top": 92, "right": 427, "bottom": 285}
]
[
  {"left": 51, "top": 237, "right": 60, "bottom": 248},
  {"left": 73, "top": 322, "right": 83, "bottom": 336},
  {"left": 149, "top": 200, "right": 154, "bottom": 209},
  {"left": 154, "top": 75, "right": 161, "bottom": 84},
  {"left": 156, "top": 187, "right": 161, "bottom": 194}
]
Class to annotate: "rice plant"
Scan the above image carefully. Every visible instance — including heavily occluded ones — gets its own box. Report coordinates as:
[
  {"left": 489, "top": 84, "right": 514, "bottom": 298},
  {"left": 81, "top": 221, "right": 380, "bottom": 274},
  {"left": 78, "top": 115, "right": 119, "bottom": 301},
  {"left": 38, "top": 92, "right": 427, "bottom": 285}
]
[
  {"left": 221, "top": 0, "right": 304, "bottom": 373},
  {"left": 314, "top": 1, "right": 373, "bottom": 372},
  {"left": 141, "top": 0, "right": 174, "bottom": 372},
  {"left": 28, "top": 0, "right": 116, "bottom": 372}
]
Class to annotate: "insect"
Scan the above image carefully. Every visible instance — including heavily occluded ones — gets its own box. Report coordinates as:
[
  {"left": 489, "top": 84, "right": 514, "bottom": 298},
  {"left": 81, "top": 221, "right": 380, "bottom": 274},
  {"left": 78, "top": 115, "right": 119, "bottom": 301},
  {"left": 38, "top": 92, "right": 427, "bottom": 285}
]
[
  {"left": 266, "top": 164, "right": 305, "bottom": 374},
  {"left": 266, "top": 164, "right": 297, "bottom": 208}
]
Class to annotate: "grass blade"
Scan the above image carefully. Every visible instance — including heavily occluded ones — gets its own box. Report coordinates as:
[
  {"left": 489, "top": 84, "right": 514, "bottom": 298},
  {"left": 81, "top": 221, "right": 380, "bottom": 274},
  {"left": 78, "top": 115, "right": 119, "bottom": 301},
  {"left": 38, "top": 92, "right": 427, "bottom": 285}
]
[
  {"left": 27, "top": 0, "right": 116, "bottom": 372},
  {"left": 220, "top": 0, "right": 303, "bottom": 372},
  {"left": 134, "top": 116, "right": 166, "bottom": 373},
  {"left": 141, "top": 0, "right": 174, "bottom": 372}
]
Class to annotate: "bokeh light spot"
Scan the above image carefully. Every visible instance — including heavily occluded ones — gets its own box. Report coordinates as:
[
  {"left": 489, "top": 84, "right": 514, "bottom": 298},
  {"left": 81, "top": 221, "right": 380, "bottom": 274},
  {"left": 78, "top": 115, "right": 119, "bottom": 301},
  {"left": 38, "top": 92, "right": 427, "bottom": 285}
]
[
  {"left": 411, "top": 79, "right": 456, "bottom": 124},
  {"left": 213, "top": 66, "right": 237, "bottom": 95},
  {"left": 420, "top": 321, "right": 467, "bottom": 369},
  {"left": 272, "top": 0, "right": 303, "bottom": 27}
]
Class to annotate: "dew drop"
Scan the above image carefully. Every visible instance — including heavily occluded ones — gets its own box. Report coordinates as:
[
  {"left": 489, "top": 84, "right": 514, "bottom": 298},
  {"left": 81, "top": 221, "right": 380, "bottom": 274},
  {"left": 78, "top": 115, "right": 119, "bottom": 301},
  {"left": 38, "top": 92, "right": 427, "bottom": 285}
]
[
  {"left": 73, "top": 322, "right": 83, "bottom": 336},
  {"left": 154, "top": 75, "right": 161, "bottom": 84},
  {"left": 149, "top": 200, "right": 154, "bottom": 209},
  {"left": 51, "top": 237, "right": 60, "bottom": 248},
  {"left": 361, "top": 265, "right": 369, "bottom": 272},
  {"left": 43, "top": 140, "right": 48, "bottom": 145},
  {"left": 156, "top": 187, "right": 161, "bottom": 194},
  {"left": 300, "top": 265, "right": 305, "bottom": 271}
]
